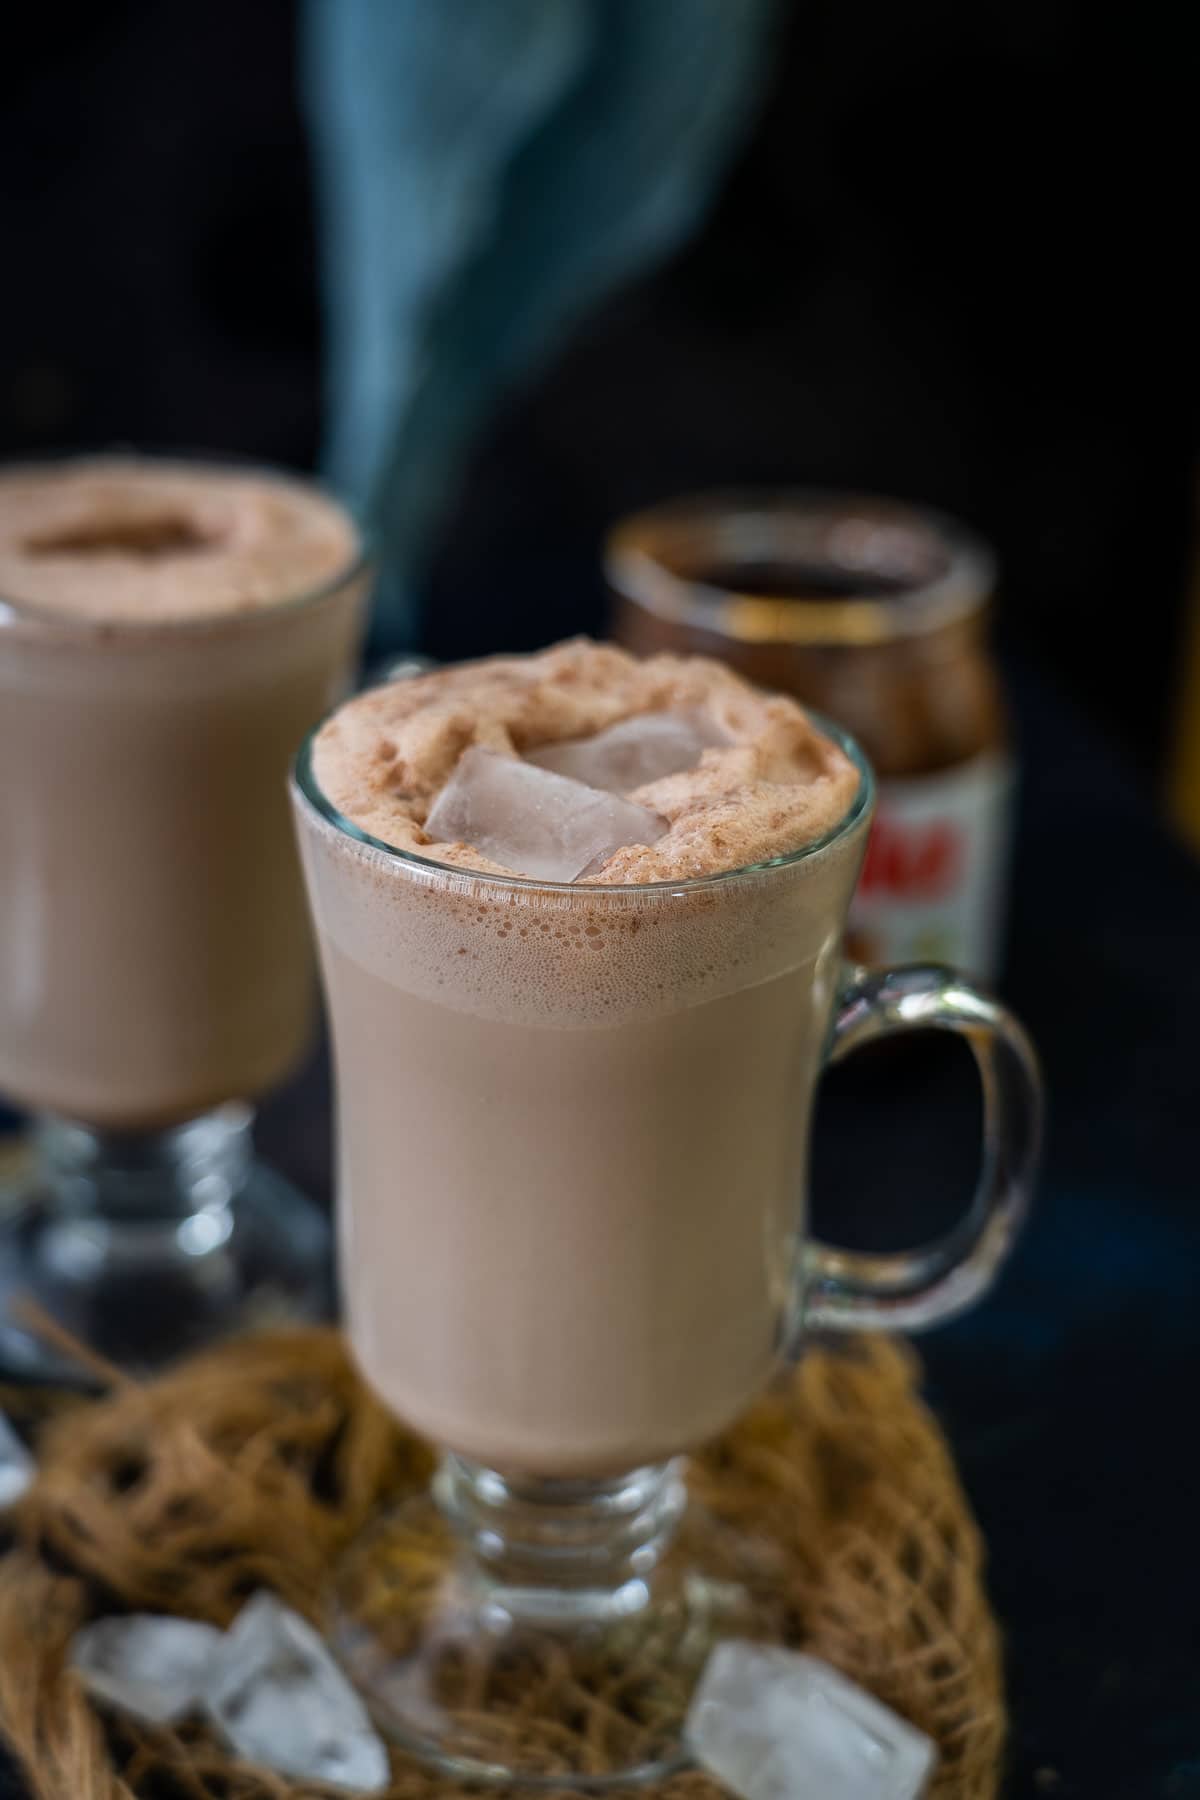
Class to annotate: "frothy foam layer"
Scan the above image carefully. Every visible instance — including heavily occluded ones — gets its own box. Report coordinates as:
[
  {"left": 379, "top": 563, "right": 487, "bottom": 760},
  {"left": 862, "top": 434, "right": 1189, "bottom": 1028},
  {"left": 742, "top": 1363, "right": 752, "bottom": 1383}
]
[
  {"left": 312, "top": 639, "right": 860, "bottom": 883},
  {"left": 0, "top": 458, "right": 359, "bottom": 622}
]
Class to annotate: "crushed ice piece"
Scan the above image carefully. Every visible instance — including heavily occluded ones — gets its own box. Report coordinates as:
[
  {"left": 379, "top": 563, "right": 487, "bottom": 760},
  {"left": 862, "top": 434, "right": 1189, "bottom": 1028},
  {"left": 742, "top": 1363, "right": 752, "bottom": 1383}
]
[
  {"left": 686, "top": 1642, "right": 936, "bottom": 1800},
  {"left": 70, "top": 1615, "right": 223, "bottom": 1726},
  {"left": 0, "top": 1412, "right": 35, "bottom": 1507},
  {"left": 424, "top": 745, "right": 667, "bottom": 882},
  {"left": 203, "top": 1591, "right": 388, "bottom": 1792},
  {"left": 527, "top": 708, "right": 728, "bottom": 792},
  {"left": 372, "top": 653, "right": 436, "bottom": 684}
]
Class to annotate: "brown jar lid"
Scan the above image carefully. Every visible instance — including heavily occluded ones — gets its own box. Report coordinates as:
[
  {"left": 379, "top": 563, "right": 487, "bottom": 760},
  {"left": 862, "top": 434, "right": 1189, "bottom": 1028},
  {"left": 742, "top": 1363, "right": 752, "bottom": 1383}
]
[{"left": 606, "top": 491, "right": 995, "bottom": 648}]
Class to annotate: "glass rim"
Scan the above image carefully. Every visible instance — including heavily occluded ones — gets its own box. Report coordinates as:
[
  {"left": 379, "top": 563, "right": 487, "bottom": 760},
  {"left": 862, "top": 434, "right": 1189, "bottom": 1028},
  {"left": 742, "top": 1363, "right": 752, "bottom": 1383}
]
[
  {"left": 0, "top": 451, "right": 372, "bottom": 637},
  {"left": 605, "top": 487, "right": 994, "bottom": 649},
  {"left": 291, "top": 705, "right": 875, "bottom": 900}
]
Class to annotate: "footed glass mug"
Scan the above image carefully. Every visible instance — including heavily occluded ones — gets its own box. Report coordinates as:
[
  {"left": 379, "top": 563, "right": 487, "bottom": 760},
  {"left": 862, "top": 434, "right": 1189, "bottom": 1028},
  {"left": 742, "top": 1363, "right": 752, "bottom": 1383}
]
[
  {"left": 292, "top": 717, "right": 1040, "bottom": 1788},
  {"left": 0, "top": 464, "right": 369, "bottom": 1372}
]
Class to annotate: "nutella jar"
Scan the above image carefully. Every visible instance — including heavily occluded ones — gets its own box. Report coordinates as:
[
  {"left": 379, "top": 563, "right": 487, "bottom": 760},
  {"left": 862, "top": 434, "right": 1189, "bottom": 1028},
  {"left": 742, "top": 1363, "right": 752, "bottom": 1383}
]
[{"left": 608, "top": 492, "right": 1012, "bottom": 977}]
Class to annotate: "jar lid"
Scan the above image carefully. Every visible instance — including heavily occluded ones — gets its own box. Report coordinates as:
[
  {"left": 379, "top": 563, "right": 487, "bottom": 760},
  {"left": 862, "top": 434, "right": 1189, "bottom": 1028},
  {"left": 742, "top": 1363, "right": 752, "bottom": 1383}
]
[{"left": 606, "top": 492, "right": 995, "bottom": 648}]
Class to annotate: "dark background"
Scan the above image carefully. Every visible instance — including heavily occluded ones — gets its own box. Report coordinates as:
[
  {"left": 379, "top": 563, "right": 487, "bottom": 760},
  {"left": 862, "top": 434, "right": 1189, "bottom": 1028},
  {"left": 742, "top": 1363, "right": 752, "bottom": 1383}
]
[{"left": 2, "top": 0, "right": 1198, "bottom": 774}]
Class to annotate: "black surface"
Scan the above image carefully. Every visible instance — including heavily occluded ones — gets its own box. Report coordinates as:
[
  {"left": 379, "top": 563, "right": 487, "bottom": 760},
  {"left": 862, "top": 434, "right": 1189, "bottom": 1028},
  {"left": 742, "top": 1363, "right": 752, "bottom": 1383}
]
[
  {"left": 811, "top": 657, "right": 1200, "bottom": 1795},
  {"left": 922, "top": 664, "right": 1200, "bottom": 1798}
]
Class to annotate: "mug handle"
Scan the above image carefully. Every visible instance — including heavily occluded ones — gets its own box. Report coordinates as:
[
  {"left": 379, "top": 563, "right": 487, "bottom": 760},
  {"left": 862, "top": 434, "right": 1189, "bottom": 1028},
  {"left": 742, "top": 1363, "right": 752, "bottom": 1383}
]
[{"left": 804, "top": 963, "right": 1043, "bottom": 1333}]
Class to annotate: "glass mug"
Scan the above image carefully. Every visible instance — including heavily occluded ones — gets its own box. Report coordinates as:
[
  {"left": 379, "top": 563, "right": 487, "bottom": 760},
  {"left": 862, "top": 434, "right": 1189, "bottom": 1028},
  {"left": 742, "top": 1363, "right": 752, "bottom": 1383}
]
[
  {"left": 0, "top": 462, "right": 369, "bottom": 1373},
  {"left": 291, "top": 716, "right": 1040, "bottom": 1787}
]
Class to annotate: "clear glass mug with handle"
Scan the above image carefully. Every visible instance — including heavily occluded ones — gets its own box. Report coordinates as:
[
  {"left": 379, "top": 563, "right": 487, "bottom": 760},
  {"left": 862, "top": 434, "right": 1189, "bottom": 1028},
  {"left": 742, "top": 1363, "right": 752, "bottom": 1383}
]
[
  {"left": 291, "top": 715, "right": 1040, "bottom": 1789},
  {"left": 0, "top": 460, "right": 370, "bottom": 1374}
]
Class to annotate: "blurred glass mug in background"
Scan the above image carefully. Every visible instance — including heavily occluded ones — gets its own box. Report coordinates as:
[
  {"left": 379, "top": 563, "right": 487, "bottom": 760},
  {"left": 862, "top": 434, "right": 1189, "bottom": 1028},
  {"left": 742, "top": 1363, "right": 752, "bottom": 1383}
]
[
  {"left": 290, "top": 664, "right": 1041, "bottom": 1786},
  {"left": 609, "top": 493, "right": 1012, "bottom": 978},
  {"left": 0, "top": 458, "right": 369, "bottom": 1372}
]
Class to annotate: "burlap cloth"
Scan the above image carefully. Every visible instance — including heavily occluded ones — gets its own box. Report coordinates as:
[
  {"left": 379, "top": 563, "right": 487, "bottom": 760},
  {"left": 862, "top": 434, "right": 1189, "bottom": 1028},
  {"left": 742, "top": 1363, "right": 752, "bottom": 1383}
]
[{"left": 0, "top": 1329, "right": 1004, "bottom": 1799}]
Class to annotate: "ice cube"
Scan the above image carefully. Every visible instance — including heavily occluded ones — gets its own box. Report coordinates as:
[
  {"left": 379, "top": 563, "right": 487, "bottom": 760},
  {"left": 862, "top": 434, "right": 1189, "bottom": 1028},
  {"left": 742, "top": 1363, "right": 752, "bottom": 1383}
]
[
  {"left": 370, "top": 653, "right": 436, "bottom": 685},
  {"left": 686, "top": 1642, "right": 936, "bottom": 1800},
  {"left": 0, "top": 1412, "right": 33, "bottom": 1507},
  {"left": 527, "top": 709, "right": 727, "bottom": 792},
  {"left": 70, "top": 1615, "right": 223, "bottom": 1726},
  {"left": 424, "top": 746, "right": 667, "bottom": 882},
  {"left": 203, "top": 1591, "right": 388, "bottom": 1793}
]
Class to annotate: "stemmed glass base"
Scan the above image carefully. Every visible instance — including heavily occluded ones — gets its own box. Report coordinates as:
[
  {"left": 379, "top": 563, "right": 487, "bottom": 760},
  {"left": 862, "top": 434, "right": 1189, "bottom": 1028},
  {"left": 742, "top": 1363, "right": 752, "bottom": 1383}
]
[
  {"left": 0, "top": 1103, "right": 330, "bottom": 1377},
  {"left": 331, "top": 1455, "right": 778, "bottom": 1787}
]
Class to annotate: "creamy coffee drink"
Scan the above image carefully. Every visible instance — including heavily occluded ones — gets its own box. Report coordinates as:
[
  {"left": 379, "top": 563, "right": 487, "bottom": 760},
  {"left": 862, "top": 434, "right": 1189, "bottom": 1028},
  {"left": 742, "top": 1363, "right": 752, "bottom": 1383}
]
[
  {"left": 0, "top": 458, "right": 366, "bottom": 1129},
  {"left": 297, "top": 641, "right": 867, "bottom": 1475}
]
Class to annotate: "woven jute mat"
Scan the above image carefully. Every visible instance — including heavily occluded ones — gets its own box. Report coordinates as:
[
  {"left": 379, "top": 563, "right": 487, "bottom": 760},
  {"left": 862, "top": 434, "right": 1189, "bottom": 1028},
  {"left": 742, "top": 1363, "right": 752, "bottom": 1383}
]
[{"left": 0, "top": 1329, "right": 1004, "bottom": 1799}]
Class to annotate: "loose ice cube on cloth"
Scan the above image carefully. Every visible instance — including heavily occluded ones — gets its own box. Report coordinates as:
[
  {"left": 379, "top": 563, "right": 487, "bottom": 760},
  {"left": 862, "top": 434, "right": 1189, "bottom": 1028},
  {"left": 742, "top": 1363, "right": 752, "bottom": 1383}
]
[
  {"left": 70, "top": 1615, "right": 223, "bottom": 1726},
  {"left": 203, "top": 1591, "right": 388, "bottom": 1792},
  {"left": 0, "top": 1412, "right": 34, "bottom": 1507},
  {"left": 527, "top": 709, "right": 727, "bottom": 792},
  {"left": 686, "top": 1642, "right": 936, "bottom": 1800},
  {"left": 424, "top": 745, "right": 667, "bottom": 881}
]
